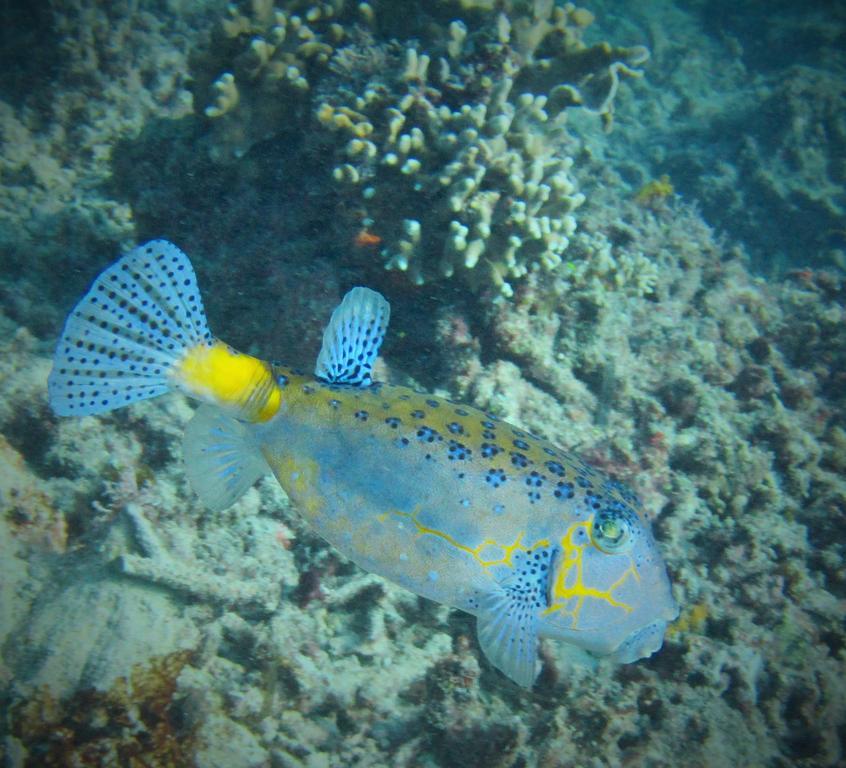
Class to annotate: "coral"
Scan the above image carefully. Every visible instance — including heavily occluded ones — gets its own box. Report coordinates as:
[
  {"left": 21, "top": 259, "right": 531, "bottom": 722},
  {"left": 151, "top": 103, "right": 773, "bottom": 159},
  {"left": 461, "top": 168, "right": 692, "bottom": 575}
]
[
  {"left": 317, "top": 59, "right": 586, "bottom": 297},
  {"left": 644, "top": 23, "right": 846, "bottom": 273},
  {"left": 198, "top": 0, "right": 649, "bottom": 295},
  {"left": 9, "top": 651, "right": 196, "bottom": 768},
  {"left": 665, "top": 601, "right": 709, "bottom": 638},
  {"left": 447, "top": 190, "right": 846, "bottom": 766},
  {"left": 560, "top": 227, "right": 662, "bottom": 298},
  {"left": 315, "top": 2, "right": 648, "bottom": 296},
  {"left": 0, "top": 329, "right": 69, "bottom": 552},
  {"left": 197, "top": 0, "right": 353, "bottom": 161},
  {"left": 117, "top": 500, "right": 281, "bottom": 616},
  {"left": 433, "top": 307, "right": 484, "bottom": 398},
  {"left": 4, "top": 187, "right": 846, "bottom": 765},
  {"left": 1, "top": 434, "right": 67, "bottom": 554}
]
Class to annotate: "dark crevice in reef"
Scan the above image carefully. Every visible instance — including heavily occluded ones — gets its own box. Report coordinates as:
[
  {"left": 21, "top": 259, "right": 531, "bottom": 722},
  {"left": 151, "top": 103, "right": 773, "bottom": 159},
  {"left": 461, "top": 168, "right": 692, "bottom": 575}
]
[
  {"left": 0, "top": 2, "right": 61, "bottom": 107},
  {"left": 2, "top": 402, "right": 55, "bottom": 478}
]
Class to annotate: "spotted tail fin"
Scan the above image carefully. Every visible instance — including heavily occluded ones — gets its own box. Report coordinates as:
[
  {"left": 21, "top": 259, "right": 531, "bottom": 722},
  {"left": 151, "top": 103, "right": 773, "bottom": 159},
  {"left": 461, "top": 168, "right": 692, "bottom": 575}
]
[{"left": 49, "top": 240, "right": 212, "bottom": 416}]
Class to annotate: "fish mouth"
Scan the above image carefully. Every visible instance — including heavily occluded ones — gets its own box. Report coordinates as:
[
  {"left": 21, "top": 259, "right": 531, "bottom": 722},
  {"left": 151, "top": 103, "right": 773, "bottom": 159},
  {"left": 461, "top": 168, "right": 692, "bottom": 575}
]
[{"left": 610, "top": 618, "right": 673, "bottom": 663}]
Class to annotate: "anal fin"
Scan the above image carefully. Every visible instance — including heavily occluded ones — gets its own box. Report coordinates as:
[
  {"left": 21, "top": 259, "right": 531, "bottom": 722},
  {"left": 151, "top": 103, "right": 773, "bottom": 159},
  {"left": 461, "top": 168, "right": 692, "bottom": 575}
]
[{"left": 183, "top": 405, "right": 270, "bottom": 512}]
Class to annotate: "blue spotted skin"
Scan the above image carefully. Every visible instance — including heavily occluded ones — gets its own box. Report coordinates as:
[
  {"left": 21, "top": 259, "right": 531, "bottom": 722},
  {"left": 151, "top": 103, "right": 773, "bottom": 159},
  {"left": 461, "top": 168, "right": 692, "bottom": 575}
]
[{"left": 255, "top": 367, "right": 677, "bottom": 659}]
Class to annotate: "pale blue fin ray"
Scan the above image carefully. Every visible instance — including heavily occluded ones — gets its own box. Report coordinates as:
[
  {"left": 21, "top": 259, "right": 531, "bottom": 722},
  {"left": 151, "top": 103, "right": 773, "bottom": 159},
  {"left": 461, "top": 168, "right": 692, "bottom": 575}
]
[
  {"left": 475, "top": 549, "right": 553, "bottom": 688},
  {"left": 314, "top": 287, "right": 390, "bottom": 387},
  {"left": 183, "top": 405, "right": 270, "bottom": 512}
]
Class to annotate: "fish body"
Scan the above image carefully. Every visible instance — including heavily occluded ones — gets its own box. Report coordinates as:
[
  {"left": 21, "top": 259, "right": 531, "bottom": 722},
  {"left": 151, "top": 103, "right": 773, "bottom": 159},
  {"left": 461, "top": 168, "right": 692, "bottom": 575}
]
[{"left": 49, "top": 241, "right": 678, "bottom": 687}]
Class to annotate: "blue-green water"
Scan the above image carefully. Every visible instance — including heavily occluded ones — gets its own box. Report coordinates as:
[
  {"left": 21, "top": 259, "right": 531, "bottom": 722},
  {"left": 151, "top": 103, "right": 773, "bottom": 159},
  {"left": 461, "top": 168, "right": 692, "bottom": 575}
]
[{"left": 0, "top": 1, "right": 843, "bottom": 766}]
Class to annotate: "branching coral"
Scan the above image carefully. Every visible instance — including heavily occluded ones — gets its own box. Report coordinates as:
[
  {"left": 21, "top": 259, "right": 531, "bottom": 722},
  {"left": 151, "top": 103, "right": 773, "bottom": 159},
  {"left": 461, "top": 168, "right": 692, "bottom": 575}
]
[
  {"left": 318, "top": 57, "right": 586, "bottom": 296},
  {"left": 198, "top": 0, "right": 649, "bottom": 296},
  {"left": 198, "top": 0, "right": 357, "bottom": 160},
  {"left": 116, "top": 493, "right": 282, "bottom": 616}
]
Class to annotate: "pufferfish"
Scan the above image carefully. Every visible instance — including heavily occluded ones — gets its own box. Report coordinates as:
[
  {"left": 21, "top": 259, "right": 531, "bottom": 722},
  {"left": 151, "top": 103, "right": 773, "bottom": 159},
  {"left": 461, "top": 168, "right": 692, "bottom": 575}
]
[{"left": 48, "top": 240, "right": 678, "bottom": 687}]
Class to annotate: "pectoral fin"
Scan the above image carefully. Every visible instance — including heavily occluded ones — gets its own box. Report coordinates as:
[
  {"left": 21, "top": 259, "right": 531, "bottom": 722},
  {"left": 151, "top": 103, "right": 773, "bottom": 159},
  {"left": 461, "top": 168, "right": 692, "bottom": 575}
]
[
  {"left": 475, "top": 547, "right": 555, "bottom": 688},
  {"left": 477, "top": 588, "right": 540, "bottom": 688}
]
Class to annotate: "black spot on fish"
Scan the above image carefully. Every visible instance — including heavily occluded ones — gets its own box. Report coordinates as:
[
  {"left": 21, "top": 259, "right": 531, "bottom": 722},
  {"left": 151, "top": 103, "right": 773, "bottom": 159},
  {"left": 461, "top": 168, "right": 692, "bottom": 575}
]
[{"left": 417, "top": 426, "right": 438, "bottom": 443}]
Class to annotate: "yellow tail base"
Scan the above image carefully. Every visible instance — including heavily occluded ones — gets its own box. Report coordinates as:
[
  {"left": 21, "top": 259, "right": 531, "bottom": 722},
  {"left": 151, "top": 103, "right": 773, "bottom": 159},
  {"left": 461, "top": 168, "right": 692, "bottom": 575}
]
[{"left": 171, "top": 340, "right": 281, "bottom": 422}]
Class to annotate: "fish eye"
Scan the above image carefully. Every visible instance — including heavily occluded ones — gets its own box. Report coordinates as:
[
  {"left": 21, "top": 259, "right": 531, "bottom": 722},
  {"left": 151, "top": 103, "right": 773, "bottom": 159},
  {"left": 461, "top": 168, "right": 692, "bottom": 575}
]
[{"left": 591, "top": 510, "right": 634, "bottom": 554}]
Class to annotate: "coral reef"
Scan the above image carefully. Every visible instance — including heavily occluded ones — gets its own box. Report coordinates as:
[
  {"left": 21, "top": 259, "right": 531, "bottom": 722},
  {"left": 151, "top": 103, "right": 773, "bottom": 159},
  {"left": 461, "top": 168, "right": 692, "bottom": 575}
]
[
  {"left": 599, "top": 0, "right": 846, "bottom": 274},
  {"left": 1, "top": 1, "right": 845, "bottom": 767},
  {"left": 0, "top": 1, "right": 209, "bottom": 336},
  {"left": 675, "top": 65, "right": 846, "bottom": 275},
  {"left": 432, "top": 188, "right": 846, "bottom": 767},
  {"left": 4, "top": 177, "right": 845, "bottom": 768}
]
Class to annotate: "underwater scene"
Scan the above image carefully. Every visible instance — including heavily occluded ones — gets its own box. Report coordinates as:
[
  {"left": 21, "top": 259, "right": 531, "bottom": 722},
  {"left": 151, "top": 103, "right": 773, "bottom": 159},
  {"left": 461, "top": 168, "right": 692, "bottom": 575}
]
[{"left": 1, "top": 0, "right": 844, "bottom": 766}]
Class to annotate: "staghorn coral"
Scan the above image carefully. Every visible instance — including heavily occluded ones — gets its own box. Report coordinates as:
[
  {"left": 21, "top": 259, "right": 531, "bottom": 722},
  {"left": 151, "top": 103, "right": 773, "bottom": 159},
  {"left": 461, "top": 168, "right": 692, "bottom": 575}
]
[{"left": 198, "top": 0, "right": 649, "bottom": 295}]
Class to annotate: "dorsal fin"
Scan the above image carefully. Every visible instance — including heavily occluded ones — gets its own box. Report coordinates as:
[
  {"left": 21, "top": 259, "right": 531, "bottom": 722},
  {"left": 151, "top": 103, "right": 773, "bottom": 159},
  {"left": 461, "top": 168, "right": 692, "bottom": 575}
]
[{"left": 314, "top": 287, "right": 390, "bottom": 387}]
